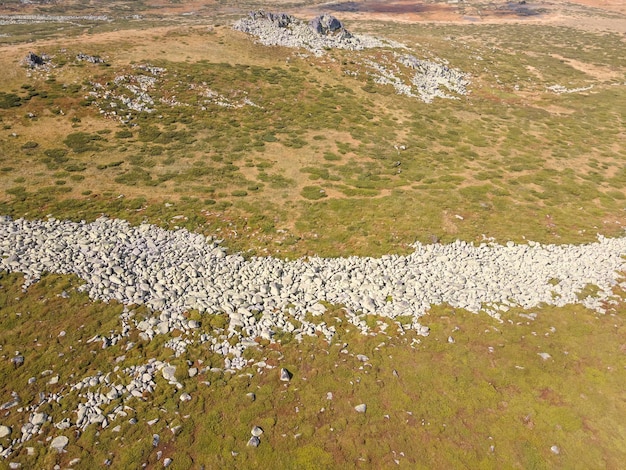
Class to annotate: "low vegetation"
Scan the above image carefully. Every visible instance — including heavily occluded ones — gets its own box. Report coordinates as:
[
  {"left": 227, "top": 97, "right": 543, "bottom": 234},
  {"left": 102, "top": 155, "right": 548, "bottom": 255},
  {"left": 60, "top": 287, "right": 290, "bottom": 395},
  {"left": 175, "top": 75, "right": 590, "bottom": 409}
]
[{"left": 0, "top": 0, "right": 625, "bottom": 467}]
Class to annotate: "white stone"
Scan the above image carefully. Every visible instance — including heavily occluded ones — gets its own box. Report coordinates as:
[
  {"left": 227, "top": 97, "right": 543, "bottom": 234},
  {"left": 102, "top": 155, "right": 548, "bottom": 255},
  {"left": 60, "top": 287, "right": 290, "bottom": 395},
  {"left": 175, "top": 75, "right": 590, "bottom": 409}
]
[
  {"left": 50, "top": 435, "right": 69, "bottom": 452},
  {"left": 31, "top": 412, "right": 47, "bottom": 426},
  {"left": 0, "top": 426, "right": 11, "bottom": 438},
  {"left": 162, "top": 366, "right": 176, "bottom": 382}
]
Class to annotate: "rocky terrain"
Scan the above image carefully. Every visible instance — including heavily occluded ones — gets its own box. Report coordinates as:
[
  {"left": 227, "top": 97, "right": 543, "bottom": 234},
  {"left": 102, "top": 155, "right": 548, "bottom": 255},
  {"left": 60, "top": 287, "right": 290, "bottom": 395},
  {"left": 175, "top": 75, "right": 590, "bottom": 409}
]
[
  {"left": 234, "top": 10, "right": 469, "bottom": 102},
  {"left": 0, "top": 215, "right": 624, "bottom": 457},
  {"left": 0, "top": 1, "right": 625, "bottom": 467}
]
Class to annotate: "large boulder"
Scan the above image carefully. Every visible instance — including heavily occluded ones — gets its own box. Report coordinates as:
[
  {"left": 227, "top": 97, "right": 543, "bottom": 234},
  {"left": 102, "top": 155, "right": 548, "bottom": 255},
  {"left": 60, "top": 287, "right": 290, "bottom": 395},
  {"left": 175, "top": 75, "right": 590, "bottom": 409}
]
[
  {"left": 249, "top": 10, "right": 295, "bottom": 28},
  {"left": 24, "top": 52, "right": 47, "bottom": 68},
  {"left": 309, "top": 14, "right": 351, "bottom": 38}
]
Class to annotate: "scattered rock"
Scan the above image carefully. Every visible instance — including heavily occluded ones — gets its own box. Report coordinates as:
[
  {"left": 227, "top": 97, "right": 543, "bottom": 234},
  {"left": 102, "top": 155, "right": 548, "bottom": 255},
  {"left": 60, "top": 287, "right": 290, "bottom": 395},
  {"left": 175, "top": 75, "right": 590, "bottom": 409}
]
[
  {"left": 11, "top": 356, "right": 24, "bottom": 368},
  {"left": 0, "top": 425, "right": 11, "bottom": 438},
  {"left": 163, "top": 457, "right": 172, "bottom": 467},
  {"left": 355, "top": 404, "right": 367, "bottom": 413},
  {"left": 550, "top": 445, "right": 560, "bottom": 455},
  {"left": 30, "top": 412, "right": 47, "bottom": 426},
  {"left": 179, "top": 393, "right": 191, "bottom": 402},
  {"left": 162, "top": 366, "right": 177, "bottom": 382},
  {"left": 247, "top": 436, "right": 261, "bottom": 447},
  {"left": 280, "top": 368, "right": 292, "bottom": 382},
  {"left": 23, "top": 52, "right": 47, "bottom": 68},
  {"left": 50, "top": 435, "right": 69, "bottom": 452},
  {"left": 538, "top": 352, "right": 551, "bottom": 361},
  {"left": 251, "top": 426, "right": 263, "bottom": 437},
  {"left": 76, "top": 53, "right": 104, "bottom": 64}
]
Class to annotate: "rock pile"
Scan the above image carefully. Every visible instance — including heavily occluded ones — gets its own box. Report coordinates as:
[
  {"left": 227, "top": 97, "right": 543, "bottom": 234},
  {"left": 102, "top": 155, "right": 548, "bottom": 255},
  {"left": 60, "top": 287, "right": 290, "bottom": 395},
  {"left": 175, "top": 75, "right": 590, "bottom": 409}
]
[
  {"left": 233, "top": 11, "right": 469, "bottom": 102},
  {"left": 76, "top": 53, "right": 105, "bottom": 64},
  {"left": 0, "top": 14, "right": 109, "bottom": 25},
  {"left": 0, "top": 215, "right": 625, "bottom": 456},
  {"left": 233, "top": 10, "right": 395, "bottom": 56},
  {"left": 1, "top": 215, "right": 625, "bottom": 351},
  {"left": 23, "top": 52, "right": 48, "bottom": 68}
]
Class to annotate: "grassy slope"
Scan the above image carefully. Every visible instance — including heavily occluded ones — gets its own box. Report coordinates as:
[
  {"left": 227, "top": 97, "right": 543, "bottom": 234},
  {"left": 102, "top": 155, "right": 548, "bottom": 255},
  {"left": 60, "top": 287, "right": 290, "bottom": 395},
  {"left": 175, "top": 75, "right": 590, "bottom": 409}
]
[
  {"left": 0, "top": 271, "right": 624, "bottom": 468},
  {"left": 0, "top": 3, "right": 625, "bottom": 468}
]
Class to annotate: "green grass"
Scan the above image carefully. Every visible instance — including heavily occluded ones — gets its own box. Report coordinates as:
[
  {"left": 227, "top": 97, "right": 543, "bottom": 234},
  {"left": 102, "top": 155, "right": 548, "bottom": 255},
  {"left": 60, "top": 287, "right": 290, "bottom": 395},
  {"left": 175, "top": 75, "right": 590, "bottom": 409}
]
[{"left": 0, "top": 271, "right": 624, "bottom": 468}]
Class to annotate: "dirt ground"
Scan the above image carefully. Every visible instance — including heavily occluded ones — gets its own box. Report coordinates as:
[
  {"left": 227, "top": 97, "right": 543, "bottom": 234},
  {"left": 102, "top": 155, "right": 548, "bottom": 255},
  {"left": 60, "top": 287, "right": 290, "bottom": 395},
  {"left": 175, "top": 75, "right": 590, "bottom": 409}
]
[
  {"left": 1, "top": 0, "right": 625, "bottom": 34},
  {"left": 294, "top": 0, "right": 626, "bottom": 34}
]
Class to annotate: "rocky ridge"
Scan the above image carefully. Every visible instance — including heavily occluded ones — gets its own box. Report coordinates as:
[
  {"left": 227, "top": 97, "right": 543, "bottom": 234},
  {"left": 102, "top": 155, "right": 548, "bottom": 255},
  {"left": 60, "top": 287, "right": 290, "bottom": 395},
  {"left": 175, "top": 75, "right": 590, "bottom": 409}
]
[
  {"left": 233, "top": 11, "right": 469, "bottom": 102},
  {"left": 1, "top": 216, "right": 625, "bottom": 348},
  {"left": 233, "top": 11, "right": 397, "bottom": 56}
]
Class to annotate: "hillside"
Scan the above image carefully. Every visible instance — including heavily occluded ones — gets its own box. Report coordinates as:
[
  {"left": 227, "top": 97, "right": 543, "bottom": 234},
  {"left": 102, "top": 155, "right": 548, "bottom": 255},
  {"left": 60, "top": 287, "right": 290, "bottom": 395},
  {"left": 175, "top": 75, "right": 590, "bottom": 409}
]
[{"left": 0, "top": 1, "right": 625, "bottom": 468}]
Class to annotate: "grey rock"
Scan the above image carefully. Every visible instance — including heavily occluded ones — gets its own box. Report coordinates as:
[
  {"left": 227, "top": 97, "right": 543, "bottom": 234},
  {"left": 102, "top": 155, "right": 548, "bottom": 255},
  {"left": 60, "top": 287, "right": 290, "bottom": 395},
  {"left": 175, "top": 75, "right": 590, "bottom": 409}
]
[
  {"left": 247, "top": 436, "right": 261, "bottom": 447},
  {"left": 0, "top": 425, "right": 11, "bottom": 438},
  {"left": 24, "top": 52, "right": 47, "bottom": 68},
  {"left": 251, "top": 426, "right": 263, "bottom": 437},
  {"left": 309, "top": 14, "right": 350, "bottom": 38},
  {"left": 30, "top": 412, "right": 47, "bottom": 426},
  {"left": 354, "top": 404, "right": 367, "bottom": 413},
  {"left": 11, "top": 356, "right": 24, "bottom": 368},
  {"left": 50, "top": 435, "right": 69, "bottom": 452},
  {"left": 162, "top": 366, "right": 177, "bottom": 382},
  {"left": 280, "top": 368, "right": 292, "bottom": 382}
]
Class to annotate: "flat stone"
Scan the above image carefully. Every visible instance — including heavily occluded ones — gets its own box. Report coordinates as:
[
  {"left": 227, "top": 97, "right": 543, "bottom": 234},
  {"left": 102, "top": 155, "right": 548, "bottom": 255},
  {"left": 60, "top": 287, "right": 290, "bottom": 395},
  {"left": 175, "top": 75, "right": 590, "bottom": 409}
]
[
  {"left": 251, "top": 426, "right": 263, "bottom": 437},
  {"left": 354, "top": 404, "right": 367, "bottom": 413}
]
